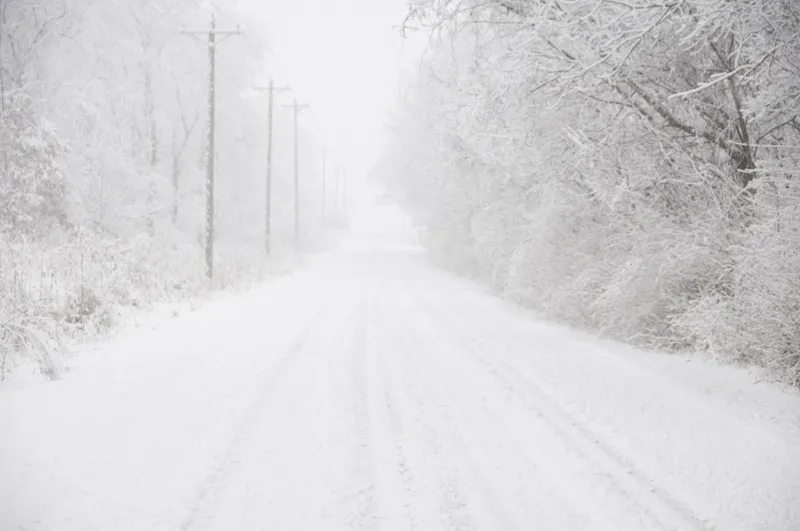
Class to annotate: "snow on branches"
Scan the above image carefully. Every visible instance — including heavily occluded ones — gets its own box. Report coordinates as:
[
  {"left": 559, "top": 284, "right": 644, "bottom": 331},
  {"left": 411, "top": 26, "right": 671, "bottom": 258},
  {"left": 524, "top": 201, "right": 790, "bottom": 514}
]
[{"left": 382, "top": 0, "right": 800, "bottom": 385}]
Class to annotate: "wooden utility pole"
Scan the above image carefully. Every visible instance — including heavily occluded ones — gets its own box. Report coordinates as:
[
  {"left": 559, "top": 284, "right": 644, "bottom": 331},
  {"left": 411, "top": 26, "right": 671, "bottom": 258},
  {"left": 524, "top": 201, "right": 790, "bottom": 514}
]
[
  {"left": 283, "top": 99, "right": 308, "bottom": 252},
  {"left": 341, "top": 171, "right": 348, "bottom": 223},
  {"left": 321, "top": 147, "right": 327, "bottom": 226},
  {"left": 254, "top": 79, "right": 289, "bottom": 254},
  {"left": 333, "top": 167, "right": 341, "bottom": 222},
  {"left": 183, "top": 14, "right": 240, "bottom": 280}
]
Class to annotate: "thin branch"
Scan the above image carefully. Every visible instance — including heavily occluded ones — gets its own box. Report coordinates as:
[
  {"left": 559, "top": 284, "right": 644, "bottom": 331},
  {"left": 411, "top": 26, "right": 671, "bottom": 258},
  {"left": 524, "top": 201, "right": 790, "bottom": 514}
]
[
  {"left": 756, "top": 115, "right": 798, "bottom": 144},
  {"left": 667, "top": 63, "right": 754, "bottom": 100}
]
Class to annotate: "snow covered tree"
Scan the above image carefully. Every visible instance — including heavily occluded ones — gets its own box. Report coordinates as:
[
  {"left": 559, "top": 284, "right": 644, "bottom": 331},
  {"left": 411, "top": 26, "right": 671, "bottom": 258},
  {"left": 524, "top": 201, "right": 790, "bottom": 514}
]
[
  {"left": 0, "top": 96, "right": 68, "bottom": 238},
  {"left": 380, "top": 0, "right": 800, "bottom": 384},
  {"left": 0, "top": 0, "right": 70, "bottom": 239}
]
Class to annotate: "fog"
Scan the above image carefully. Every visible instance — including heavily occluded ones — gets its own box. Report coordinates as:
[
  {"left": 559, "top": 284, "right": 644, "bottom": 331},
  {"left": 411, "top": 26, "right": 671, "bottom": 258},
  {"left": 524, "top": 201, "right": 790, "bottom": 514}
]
[{"left": 3, "top": 1, "right": 800, "bottom": 529}]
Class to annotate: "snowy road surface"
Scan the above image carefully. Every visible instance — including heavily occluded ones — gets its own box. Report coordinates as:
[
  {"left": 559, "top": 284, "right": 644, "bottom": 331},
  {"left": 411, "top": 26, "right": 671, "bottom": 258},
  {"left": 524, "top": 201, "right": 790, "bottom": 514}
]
[{"left": 2, "top": 247, "right": 800, "bottom": 530}]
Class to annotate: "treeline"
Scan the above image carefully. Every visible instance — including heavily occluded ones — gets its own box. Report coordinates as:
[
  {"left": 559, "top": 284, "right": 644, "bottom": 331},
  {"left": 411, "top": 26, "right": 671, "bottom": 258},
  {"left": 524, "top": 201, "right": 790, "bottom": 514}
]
[
  {"left": 377, "top": 0, "right": 800, "bottom": 385},
  {"left": 0, "top": 0, "right": 306, "bottom": 377}
]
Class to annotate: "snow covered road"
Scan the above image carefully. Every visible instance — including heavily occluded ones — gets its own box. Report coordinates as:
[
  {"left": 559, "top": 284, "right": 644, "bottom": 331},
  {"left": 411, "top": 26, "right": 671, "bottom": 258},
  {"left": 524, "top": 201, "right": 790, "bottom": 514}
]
[{"left": 2, "top": 247, "right": 800, "bottom": 530}]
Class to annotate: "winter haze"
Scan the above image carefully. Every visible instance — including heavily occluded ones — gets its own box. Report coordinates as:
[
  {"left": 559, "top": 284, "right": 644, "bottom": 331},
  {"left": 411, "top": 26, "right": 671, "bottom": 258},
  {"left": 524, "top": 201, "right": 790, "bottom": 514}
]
[{"left": 1, "top": 1, "right": 799, "bottom": 530}]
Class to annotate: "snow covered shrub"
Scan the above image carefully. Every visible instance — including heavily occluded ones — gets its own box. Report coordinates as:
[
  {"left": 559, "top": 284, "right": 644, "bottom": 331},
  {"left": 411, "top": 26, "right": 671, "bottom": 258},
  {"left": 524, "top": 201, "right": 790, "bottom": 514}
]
[
  {"left": 470, "top": 199, "right": 530, "bottom": 291},
  {"left": 65, "top": 287, "right": 97, "bottom": 323},
  {"left": 214, "top": 243, "right": 277, "bottom": 291},
  {"left": 592, "top": 219, "right": 732, "bottom": 348},
  {"left": 1, "top": 234, "right": 197, "bottom": 342},
  {"left": 504, "top": 185, "right": 609, "bottom": 325},
  {"left": 0, "top": 311, "right": 63, "bottom": 381},
  {"left": 682, "top": 183, "right": 800, "bottom": 386}
]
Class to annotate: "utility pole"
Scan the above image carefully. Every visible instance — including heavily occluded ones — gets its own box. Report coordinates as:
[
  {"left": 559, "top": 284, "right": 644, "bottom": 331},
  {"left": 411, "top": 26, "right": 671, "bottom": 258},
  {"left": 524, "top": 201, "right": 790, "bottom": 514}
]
[
  {"left": 342, "top": 171, "right": 348, "bottom": 224},
  {"left": 253, "top": 79, "right": 289, "bottom": 254},
  {"left": 183, "top": 14, "right": 240, "bottom": 280},
  {"left": 283, "top": 99, "right": 308, "bottom": 252},
  {"left": 321, "top": 147, "right": 327, "bottom": 226},
  {"left": 333, "top": 167, "right": 341, "bottom": 223}
]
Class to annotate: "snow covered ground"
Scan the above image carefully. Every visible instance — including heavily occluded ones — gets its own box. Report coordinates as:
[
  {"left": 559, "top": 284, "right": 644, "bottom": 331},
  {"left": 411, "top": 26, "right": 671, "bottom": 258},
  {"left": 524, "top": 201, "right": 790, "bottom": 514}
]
[{"left": 2, "top": 246, "right": 799, "bottom": 530}]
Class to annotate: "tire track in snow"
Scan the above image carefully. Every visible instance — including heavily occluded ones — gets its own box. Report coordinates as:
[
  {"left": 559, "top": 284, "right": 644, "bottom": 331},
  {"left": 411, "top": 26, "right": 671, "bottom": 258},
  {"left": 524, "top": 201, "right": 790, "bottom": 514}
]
[
  {"left": 380, "top": 290, "right": 528, "bottom": 531},
  {"left": 399, "top": 341, "right": 477, "bottom": 531},
  {"left": 371, "top": 299, "right": 472, "bottom": 529},
  {"left": 403, "top": 290, "right": 594, "bottom": 530},
  {"left": 419, "top": 293, "right": 714, "bottom": 531},
  {"left": 178, "top": 299, "right": 334, "bottom": 531},
  {"left": 377, "top": 314, "right": 420, "bottom": 530},
  {"left": 370, "top": 290, "right": 440, "bottom": 530},
  {"left": 363, "top": 288, "right": 421, "bottom": 531},
  {"left": 376, "top": 348, "right": 420, "bottom": 531},
  {"left": 339, "top": 292, "right": 378, "bottom": 530}
]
